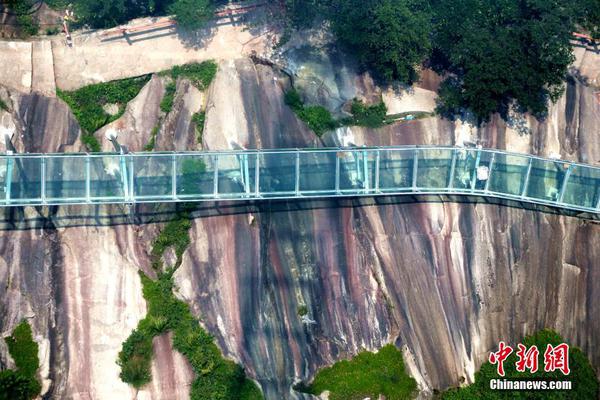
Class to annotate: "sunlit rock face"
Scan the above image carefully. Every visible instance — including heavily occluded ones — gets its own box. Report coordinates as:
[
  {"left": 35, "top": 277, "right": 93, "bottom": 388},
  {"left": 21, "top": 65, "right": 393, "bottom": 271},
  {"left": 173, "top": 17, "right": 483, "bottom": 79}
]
[
  {"left": 175, "top": 55, "right": 600, "bottom": 399},
  {"left": 0, "top": 42, "right": 598, "bottom": 400}
]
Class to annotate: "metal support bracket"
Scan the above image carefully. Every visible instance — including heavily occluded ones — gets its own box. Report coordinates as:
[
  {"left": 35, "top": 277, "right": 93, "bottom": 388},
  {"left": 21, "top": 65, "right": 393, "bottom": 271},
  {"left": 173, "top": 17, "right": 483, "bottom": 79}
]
[
  {"left": 484, "top": 153, "right": 496, "bottom": 192},
  {"left": 557, "top": 164, "right": 573, "bottom": 203},
  {"left": 470, "top": 149, "right": 482, "bottom": 190},
  {"left": 521, "top": 158, "right": 533, "bottom": 198}
]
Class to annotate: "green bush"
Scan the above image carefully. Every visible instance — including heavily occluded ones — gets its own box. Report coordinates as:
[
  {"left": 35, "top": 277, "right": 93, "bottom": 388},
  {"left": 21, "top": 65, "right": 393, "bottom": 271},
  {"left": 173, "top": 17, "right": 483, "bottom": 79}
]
[
  {"left": 1, "top": 321, "right": 41, "bottom": 400},
  {"left": 160, "top": 82, "right": 177, "bottom": 114},
  {"left": 117, "top": 329, "right": 153, "bottom": 388},
  {"left": 442, "top": 330, "right": 599, "bottom": 399},
  {"left": 284, "top": 89, "right": 338, "bottom": 136},
  {"left": 0, "top": 99, "right": 8, "bottom": 111},
  {"left": 5, "top": 322, "right": 39, "bottom": 378},
  {"left": 297, "top": 305, "right": 308, "bottom": 317},
  {"left": 144, "top": 124, "right": 160, "bottom": 151},
  {"left": 347, "top": 99, "right": 387, "bottom": 128},
  {"left": 169, "top": 0, "right": 213, "bottom": 30},
  {"left": 0, "top": 370, "right": 40, "bottom": 400},
  {"left": 165, "top": 61, "right": 218, "bottom": 91},
  {"left": 301, "top": 344, "right": 417, "bottom": 400},
  {"left": 57, "top": 75, "right": 150, "bottom": 151}
]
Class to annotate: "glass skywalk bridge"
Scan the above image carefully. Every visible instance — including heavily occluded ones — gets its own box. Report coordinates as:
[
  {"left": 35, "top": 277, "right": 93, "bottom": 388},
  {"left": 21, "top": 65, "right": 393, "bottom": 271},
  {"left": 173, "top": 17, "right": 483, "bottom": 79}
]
[{"left": 0, "top": 146, "right": 599, "bottom": 214}]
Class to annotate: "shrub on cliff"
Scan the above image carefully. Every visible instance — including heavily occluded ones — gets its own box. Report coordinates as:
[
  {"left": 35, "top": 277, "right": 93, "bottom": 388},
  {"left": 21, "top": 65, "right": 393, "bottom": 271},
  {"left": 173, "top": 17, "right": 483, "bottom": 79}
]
[
  {"left": 300, "top": 344, "right": 417, "bottom": 400},
  {"left": 0, "top": 321, "right": 41, "bottom": 400}
]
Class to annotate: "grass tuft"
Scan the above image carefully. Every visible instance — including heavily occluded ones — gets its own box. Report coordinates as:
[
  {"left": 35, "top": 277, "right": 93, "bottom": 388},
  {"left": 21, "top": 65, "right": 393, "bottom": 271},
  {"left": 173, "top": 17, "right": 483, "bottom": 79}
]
[
  {"left": 300, "top": 344, "right": 417, "bottom": 400},
  {"left": 1, "top": 321, "right": 41, "bottom": 400}
]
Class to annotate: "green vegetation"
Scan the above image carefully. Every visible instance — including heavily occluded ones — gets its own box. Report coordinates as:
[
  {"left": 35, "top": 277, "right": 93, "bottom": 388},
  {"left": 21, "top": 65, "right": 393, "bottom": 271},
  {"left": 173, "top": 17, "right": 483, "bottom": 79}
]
[
  {"left": 442, "top": 330, "right": 599, "bottom": 399},
  {"left": 5, "top": 0, "right": 40, "bottom": 37},
  {"left": 430, "top": 0, "right": 582, "bottom": 122},
  {"left": 284, "top": 89, "right": 337, "bottom": 136},
  {"left": 169, "top": 0, "right": 213, "bottom": 30},
  {"left": 144, "top": 124, "right": 160, "bottom": 151},
  {"left": 284, "top": 0, "right": 599, "bottom": 122},
  {"left": 344, "top": 99, "right": 387, "bottom": 128},
  {"left": 0, "top": 99, "right": 8, "bottom": 112},
  {"left": 118, "top": 212, "right": 263, "bottom": 399},
  {"left": 0, "top": 321, "right": 41, "bottom": 400},
  {"left": 285, "top": 88, "right": 391, "bottom": 136},
  {"left": 160, "top": 82, "right": 177, "bottom": 114},
  {"left": 162, "top": 61, "right": 218, "bottom": 91},
  {"left": 192, "top": 112, "right": 205, "bottom": 144},
  {"left": 297, "top": 305, "right": 308, "bottom": 317},
  {"left": 64, "top": 0, "right": 213, "bottom": 30},
  {"left": 299, "top": 344, "right": 417, "bottom": 400},
  {"left": 57, "top": 75, "right": 150, "bottom": 151}
]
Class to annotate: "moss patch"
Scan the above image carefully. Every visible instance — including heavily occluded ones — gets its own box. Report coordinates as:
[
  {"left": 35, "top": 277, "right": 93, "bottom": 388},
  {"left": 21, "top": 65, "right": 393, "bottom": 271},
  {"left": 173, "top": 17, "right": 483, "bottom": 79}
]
[
  {"left": 162, "top": 61, "right": 218, "bottom": 91},
  {"left": 192, "top": 112, "right": 205, "bottom": 144},
  {"left": 299, "top": 344, "right": 417, "bottom": 400},
  {"left": 0, "top": 99, "right": 8, "bottom": 112},
  {"left": 160, "top": 82, "right": 177, "bottom": 114}
]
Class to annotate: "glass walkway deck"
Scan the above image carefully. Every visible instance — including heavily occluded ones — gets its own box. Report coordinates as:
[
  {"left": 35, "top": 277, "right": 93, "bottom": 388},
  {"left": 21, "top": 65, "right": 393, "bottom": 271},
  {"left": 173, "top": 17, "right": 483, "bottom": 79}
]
[{"left": 0, "top": 146, "right": 599, "bottom": 214}]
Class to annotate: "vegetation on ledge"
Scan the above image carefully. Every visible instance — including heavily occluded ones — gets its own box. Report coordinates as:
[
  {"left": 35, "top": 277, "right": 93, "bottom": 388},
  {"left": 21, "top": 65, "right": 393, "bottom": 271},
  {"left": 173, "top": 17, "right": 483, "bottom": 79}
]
[
  {"left": 297, "top": 344, "right": 417, "bottom": 400},
  {"left": 118, "top": 212, "right": 262, "bottom": 399},
  {"left": 285, "top": 88, "right": 391, "bottom": 136},
  {"left": 0, "top": 321, "right": 41, "bottom": 400},
  {"left": 442, "top": 330, "right": 599, "bottom": 400},
  {"left": 160, "top": 61, "right": 218, "bottom": 92},
  {"left": 57, "top": 75, "right": 150, "bottom": 152}
]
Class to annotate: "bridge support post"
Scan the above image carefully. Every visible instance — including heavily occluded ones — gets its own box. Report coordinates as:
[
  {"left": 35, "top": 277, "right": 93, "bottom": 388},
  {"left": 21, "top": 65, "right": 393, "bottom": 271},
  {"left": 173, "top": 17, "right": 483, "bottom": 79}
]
[
  {"left": 40, "top": 156, "right": 46, "bottom": 204},
  {"left": 363, "top": 150, "right": 369, "bottom": 192},
  {"left": 521, "top": 158, "right": 533, "bottom": 198},
  {"left": 213, "top": 154, "right": 219, "bottom": 197},
  {"left": 484, "top": 153, "right": 496, "bottom": 192},
  {"left": 448, "top": 149, "right": 458, "bottom": 189},
  {"left": 557, "top": 164, "right": 573, "bottom": 203},
  {"left": 471, "top": 149, "right": 482, "bottom": 190},
  {"left": 295, "top": 151, "right": 300, "bottom": 196},
  {"left": 171, "top": 154, "right": 177, "bottom": 200},
  {"left": 374, "top": 150, "right": 380, "bottom": 193},
  {"left": 412, "top": 150, "right": 418, "bottom": 190},
  {"left": 335, "top": 154, "right": 340, "bottom": 194},
  {"left": 85, "top": 156, "right": 91, "bottom": 203},
  {"left": 255, "top": 154, "right": 260, "bottom": 197}
]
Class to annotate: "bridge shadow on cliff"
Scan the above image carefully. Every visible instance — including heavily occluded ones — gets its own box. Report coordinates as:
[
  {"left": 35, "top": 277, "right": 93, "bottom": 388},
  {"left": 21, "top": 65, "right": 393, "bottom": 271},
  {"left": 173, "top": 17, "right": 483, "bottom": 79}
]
[{"left": 0, "top": 195, "right": 597, "bottom": 231}]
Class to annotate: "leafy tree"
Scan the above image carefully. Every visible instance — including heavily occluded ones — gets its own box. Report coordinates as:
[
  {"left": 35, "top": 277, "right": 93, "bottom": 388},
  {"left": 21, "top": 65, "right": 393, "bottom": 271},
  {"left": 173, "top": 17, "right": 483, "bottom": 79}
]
[
  {"left": 0, "top": 370, "right": 40, "bottom": 400},
  {"left": 169, "top": 0, "right": 213, "bottom": 30},
  {"left": 442, "top": 330, "right": 599, "bottom": 399},
  {"left": 328, "top": 0, "right": 431, "bottom": 83},
  {"left": 431, "top": 0, "right": 577, "bottom": 121}
]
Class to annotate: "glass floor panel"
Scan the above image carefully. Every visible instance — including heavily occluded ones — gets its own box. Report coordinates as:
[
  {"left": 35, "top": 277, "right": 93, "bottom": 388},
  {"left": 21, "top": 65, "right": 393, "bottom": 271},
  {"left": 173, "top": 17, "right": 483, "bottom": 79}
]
[
  {"left": 299, "top": 151, "right": 336, "bottom": 193},
  {"left": 45, "top": 156, "right": 87, "bottom": 201},
  {"left": 378, "top": 149, "right": 414, "bottom": 191},
  {"left": 417, "top": 149, "right": 453, "bottom": 189},
  {"left": 561, "top": 165, "right": 600, "bottom": 208},
  {"left": 256, "top": 152, "right": 296, "bottom": 196},
  {"left": 4, "top": 157, "right": 42, "bottom": 202},
  {"left": 89, "top": 155, "right": 127, "bottom": 200},
  {"left": 338, "top": 150, "right": 377, "bottom": 192},
  {"left": 133, "top": 155, "right": 172, "bottom": 199},
  {"left": 176, "top": 154, "right": 215, "bottom": 198},
  {"left": 487, "top": 154, "right": 530, "bottom": 196},
  {"left": 525, "top": 158, "right": 567, "bottom": 202}
]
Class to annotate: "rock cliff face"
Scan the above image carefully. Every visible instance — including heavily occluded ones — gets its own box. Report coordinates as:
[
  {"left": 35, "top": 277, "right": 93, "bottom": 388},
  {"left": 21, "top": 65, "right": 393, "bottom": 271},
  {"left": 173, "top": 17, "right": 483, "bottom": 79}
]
[{"left": 0, "top": 47, "right": 599, "bottom": 400}]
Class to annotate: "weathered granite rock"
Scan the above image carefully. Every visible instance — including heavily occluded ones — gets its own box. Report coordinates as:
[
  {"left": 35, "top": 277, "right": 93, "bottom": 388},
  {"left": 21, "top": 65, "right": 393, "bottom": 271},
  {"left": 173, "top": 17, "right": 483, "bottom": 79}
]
[{"left": 0, "top": 45, "right": 598, "bottom": 400}]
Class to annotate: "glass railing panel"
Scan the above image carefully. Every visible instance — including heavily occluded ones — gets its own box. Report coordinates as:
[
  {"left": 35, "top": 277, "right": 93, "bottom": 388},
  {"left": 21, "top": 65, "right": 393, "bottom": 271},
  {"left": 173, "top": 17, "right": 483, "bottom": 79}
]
[
  {"left": 338, "top": 150, "right": 377, "bottom": 193},
  {"left": 175, "top": 154, "right": 215, "bottom": 198},
  {"left": 255, "top": 152, "right": 296, "bottom": 196},
  {"left": 487, "top": 154, "right": 530, "bottom": 196},
  {"left": 89, "top": 155, "right": 127, "bottom": 200},
  {"left": 4, "top": 157, "right": 42, "bottom": 202},
  {"left": 525, "top": 158, "right": 566, "bottom": 202},
  {"left": 416, "top": 148, "right": 453, "bottom": 189},
  {"left": 215, "top": 153, "right": 252, "bottom": 197},
  {"left": 298, "top": 151, "right": 336, "bottom": 193},
  {"left": 472, "top": 151, "right": 494, "bottom": 191},
  {"left": 378, "top": 149, "right": 413, "bottom": 191},
  {"left": 451, "top": 149, "right": 477, "bottom": 190},
  {"left": 561, "top": 165, "right": 600, "bottom": 209},
  {"left": 133, "top": 155, "right": 172, "bottom": 199},
  {"left": 45, "top": 156, "right": 86, "bottom": 201}
]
